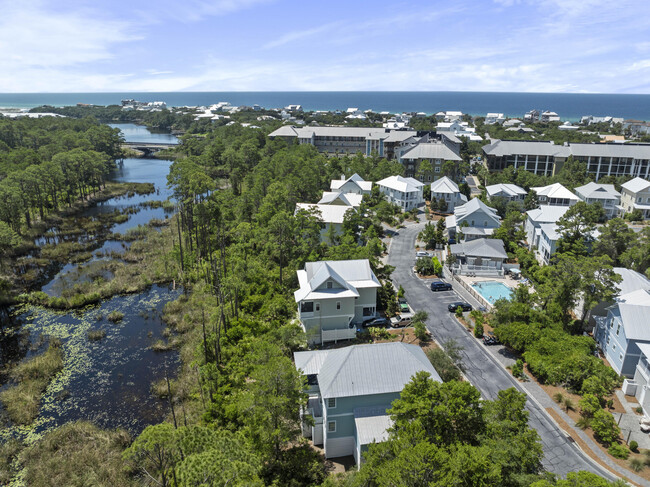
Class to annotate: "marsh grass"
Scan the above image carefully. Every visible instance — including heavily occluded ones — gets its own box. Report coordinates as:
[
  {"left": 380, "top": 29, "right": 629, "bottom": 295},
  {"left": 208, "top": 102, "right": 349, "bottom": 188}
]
[
  {"left": 107, "top": 311, "right": 124, "bottom": 323},
  {"left": 0, "top": 339, "right": 64, "bottom": 425},
  {"left": 18, "top": 421, "right": 137, "bottom": 487},
  {"left": 87, "top": 329, "right": 107, "bottom": 341}
]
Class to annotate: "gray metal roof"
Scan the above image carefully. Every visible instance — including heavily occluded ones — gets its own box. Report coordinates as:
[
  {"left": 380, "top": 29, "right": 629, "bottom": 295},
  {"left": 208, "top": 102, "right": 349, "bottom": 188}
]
[
  {"left": 454, "top": 198, "right": 500, "bottom": 224},
  {"left": 313, "top": 342, "right": 441, "bottom": 399},
  {"left": 431, "top": 176, "right": 460, "bottom": 194},
  {"left": 613, "top": 267, "right": 650, "bottom": 297},
  {"left": 622, "top": 177, "right": 650, "bottom": 194},
  {"left": 450, "top": 238, "right": 508, "bottom": 259},
  {"left": 482, "top": 140, "right": 571, "bottom": 158},
  {"left": 574, "top": 182, "right": 621, "bottom": 200},
  {"left": 294, "top": 350, "right": 331, "bottom": 375},
  {"left": 354, "top": 407, "right": 393, "bottom": 445},
  {"left": 526, "top": 205, "right": 571, "bottom": 223},
  {"left": 400, "top": 142, "right": 462, "bottom": 161},
  {"left": 616, "top": 289, "right": 650, "bottom": 341},
  {"left": 486, "top": 183, "right": 527, "bottom": 198}
]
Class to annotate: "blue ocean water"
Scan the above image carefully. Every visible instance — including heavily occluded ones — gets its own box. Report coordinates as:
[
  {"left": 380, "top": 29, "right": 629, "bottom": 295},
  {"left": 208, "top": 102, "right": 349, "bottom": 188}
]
[{"left": 1, "top": 91, "right": 649, "bottom": 121}]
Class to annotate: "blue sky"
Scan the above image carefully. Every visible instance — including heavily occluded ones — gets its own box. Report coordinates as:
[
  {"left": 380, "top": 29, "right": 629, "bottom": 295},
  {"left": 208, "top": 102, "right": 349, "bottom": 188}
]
[{"left": 1, "top": 0, "right": 650, "bottom": 93}]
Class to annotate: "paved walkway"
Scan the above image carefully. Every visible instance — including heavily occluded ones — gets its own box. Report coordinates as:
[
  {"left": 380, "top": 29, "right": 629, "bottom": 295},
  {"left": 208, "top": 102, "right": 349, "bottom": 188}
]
[{"left": 449, "top": 271, "right": 649, "bottom": 486}]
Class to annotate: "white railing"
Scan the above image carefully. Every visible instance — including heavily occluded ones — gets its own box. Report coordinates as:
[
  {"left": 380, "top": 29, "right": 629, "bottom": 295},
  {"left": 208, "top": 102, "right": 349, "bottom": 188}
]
[
  {"left": 322, "top": 328, "right": 357, "bottom": 343},
  {"left": 451, "top": 264, "right": 504, "bottom": 277}
]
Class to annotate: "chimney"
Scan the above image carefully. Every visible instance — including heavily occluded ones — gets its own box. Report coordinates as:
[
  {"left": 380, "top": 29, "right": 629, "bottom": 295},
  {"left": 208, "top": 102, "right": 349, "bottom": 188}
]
[{"left": 341, "top": 174, "right": 346, "bottom": 180}]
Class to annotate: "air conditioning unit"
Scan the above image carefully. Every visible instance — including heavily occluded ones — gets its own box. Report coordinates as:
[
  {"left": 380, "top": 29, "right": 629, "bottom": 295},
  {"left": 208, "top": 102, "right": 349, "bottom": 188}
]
[{"left": 622, "top": 378, "right": 637, "bottom": 396}]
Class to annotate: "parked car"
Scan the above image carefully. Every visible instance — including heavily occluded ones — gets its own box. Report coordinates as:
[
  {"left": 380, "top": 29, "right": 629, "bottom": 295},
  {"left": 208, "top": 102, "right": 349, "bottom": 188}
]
[
  {"left": 430, "top": 280, "right": 452, "bottom": 292},
  {"left": 398, "top": 297, "right": 409, "bottom": 313},
  {"left": 416, "top": 251, "right": 431, "bottom": 258},
  {"left": 390, "top": 314, "right": 413, "bottom": 328},
  {"left": 363, "top": 317, "right": 390, "bottom": 328},
  {"left": 448, "top": 302, "right": 472, "bottom": 312}
]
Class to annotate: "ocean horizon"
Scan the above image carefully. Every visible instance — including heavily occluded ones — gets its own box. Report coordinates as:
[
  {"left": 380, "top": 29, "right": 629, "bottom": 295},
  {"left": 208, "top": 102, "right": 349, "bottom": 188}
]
[{"left": 1, "top": 91, "right": 650, "bottom": 121}]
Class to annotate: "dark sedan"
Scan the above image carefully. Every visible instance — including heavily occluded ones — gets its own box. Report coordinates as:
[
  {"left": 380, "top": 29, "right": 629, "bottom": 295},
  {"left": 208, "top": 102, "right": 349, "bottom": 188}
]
[
  {"left": 430, "top": 280, "right": 452, "bottom": 291},
  {"left": 448, "top": 302, "right": 472, "bottom": 312},
  {"left": 362, "top": 317, "right": 390, "bottom": 328}
]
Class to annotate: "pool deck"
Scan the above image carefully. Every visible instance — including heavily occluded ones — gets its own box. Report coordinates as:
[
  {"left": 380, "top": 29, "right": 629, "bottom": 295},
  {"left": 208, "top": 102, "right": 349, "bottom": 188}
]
[{"left": 454, "top": 274, "right": 523, "bottom": 309}]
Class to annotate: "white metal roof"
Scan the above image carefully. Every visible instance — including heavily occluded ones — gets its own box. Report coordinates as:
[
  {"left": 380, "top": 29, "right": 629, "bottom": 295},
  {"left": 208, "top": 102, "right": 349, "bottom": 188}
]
[
  {"left": 354, "top": 408, "right": 393, "bottom": 445},
  {"left": 330, "top": 173, "right": 373, "bottom": 192},
  {"left": 539, "top": 223, "right": 560, "bottom": 241},
  {"left": 621, "top": 177, "right": 650, "bottom": 194},
  {"left": 486, "top": 183, "right": 527, "bottom": 198},
  {"left": 483, "top": 140, "right": 571, "bottom": 158},
  {"left": 526, "top": 205, "right": 570, "bottom": 223},
  {"left": 431, "top": 176, "right": 460, "bottom": 194},
  {"left": 318, "top": 192, "right": 363, "bottom": 207},
  {"left": 454, "top": 198, "right": 500, "bottom": 225},
  {"left": 295, "top": 203, "right": 353, "bottom": 224},
  {"left": 531, "top": 183, "right": 579, "bottom": 201},
  {"left": 450, "top": 238, "right": 508, "bottom": 259},
  {"left": 377, "top": 175, "right": 424, "bottom": 193},
  {"left": 315, "top": 342, "right": 441, "bottom": 399},
  {"left": 294, "top": 350, "right": 331, "bottom": 375},
  {"left": 294, "top": 259, "right": 380, "bottom": 303}
]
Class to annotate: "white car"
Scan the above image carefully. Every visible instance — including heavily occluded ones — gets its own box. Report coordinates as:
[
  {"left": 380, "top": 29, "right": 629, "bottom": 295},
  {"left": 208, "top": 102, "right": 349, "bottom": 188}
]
[{"left": 416, "top": 251, "right": 431, "bottom": 258}]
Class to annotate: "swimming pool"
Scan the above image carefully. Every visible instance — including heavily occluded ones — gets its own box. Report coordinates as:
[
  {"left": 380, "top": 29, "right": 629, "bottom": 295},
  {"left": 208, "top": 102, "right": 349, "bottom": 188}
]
[{"left": 471, "top": 281, "right": 513, "bottom": 305}]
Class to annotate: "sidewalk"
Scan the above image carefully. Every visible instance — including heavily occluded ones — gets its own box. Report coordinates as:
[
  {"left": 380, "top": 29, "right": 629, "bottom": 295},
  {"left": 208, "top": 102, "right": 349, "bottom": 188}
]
[{"left": 450, "top": 279, "right": 648, "bottom": 485}]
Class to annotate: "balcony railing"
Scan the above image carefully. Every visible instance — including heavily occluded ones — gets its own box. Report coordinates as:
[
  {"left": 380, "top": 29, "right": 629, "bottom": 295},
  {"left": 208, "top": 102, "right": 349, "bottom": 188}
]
[{"left": 322, "top": 328, "right": 357, "bottom": 343}]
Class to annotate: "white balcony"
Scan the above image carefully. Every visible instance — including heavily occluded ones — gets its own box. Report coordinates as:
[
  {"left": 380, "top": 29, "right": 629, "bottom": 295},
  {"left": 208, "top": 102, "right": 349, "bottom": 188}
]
[{"left": 322, "top": 328, "right": 357, "bottom": 343}]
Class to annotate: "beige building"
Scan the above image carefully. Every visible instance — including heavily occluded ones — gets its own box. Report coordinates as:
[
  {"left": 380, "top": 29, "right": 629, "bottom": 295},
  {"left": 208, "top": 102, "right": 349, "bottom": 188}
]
[{"left": 620, "top": 177, "right": 650, "bottom": 219}]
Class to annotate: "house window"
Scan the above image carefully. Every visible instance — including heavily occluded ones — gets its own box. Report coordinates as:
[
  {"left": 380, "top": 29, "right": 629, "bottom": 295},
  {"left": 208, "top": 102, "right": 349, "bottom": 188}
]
[
  {"left": 616, "top": 324, "right": 620, "bottom": 336},
  {"left": 606, "top": 336, "right": 610, "bottom": 345},
  {"left": 328, "top": 421, "right": 336, "bottom": 433},
  {"left": 484, "top": 221, "right": 487, "bottom": 227},
  {"left": 327, "top": 281, "right": 333, "bottom": 289},
  {"left": 613, "top": 344, "right": 616, "bottom": 351},
  {"left": 435, "top": 167, "right": 440, "bottom": 173},
  {"left": 327, "top": 398, "right": 336, "bottom": 408},
  {"left": 620, "top": 353, "right": 623, "bottom": 361},
  {"left": 300, "top": 302, "right": 314, "bottom": 313},
  {"left": 315, "top": 303, "right": 320, "bottom": 312},
  {"left": 336, "top": 301, "right": 341, "bottom": 310}
]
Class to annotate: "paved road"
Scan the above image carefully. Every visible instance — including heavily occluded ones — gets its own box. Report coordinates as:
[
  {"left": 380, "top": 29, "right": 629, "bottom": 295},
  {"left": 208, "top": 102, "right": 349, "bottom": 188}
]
[{"left": 387, "top": 222, "right": 619, "bottom": 481}]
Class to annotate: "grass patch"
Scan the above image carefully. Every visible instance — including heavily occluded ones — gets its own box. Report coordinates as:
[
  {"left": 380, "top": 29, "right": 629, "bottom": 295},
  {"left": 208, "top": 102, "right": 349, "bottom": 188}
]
[
  {"left": 0, "top": 339, "right": 64, "bottom": 425},
  {"left": 107, "top": 311, "right": 124, "bottom": 323},
  {"left": 18, "top": 421, "right": 137, "bottom": 487},
  {"left": 87, "top": 329, "right": 107, "bottom": 341}
]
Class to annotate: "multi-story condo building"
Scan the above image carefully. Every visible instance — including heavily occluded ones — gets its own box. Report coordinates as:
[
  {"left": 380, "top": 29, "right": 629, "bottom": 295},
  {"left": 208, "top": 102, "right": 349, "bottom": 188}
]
[
  {"left": 620, "top": 177, "right": 650, "bottom": 220},
  {"left": 574, "top": 182, "right": 621, "bottom": 219},
  {"left": 268, "top": 125, "right": 418, "bottom": 159},
  {"left": 398, "top": 141, "right": 462, "bottom": 181},
  {"left": 376, "top": 176, "right": 424, "bottom": 211},
  {"left": 483, "top": 140, "right": 650, "bottom": 179}
]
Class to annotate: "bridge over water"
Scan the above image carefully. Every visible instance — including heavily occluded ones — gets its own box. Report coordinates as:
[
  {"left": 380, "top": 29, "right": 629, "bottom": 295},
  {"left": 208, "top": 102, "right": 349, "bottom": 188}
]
[{"left": 122, "top": 141, "right": 177, "bottom": 155}]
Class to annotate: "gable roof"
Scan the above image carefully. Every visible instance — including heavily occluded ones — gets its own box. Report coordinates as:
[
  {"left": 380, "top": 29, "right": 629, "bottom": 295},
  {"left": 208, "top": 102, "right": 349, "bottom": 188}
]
[
  {"left": 574, "top": 182, "right": 621, "bottom": 199},
  {"left": 301, "top": 342, "right": 441, "bottom": 399},
  {"left": 615, "top": 289, "right": 650, "bottom": 341},
  {"left": 526, "top": 205, "right": 571, "bottom": 223},
  {"left": 295, "top": 203, "right": 353, "bottom": 224},
  {"left": 482, "top": 140, "right": 571, "bottom": 158},
  {"left": 531, "top": 183, "right": 579, "bottom": 201},
  {"left": 621, "top": 177, "right": 650, "bottom": 194},
  {"left": 377, "top": 175, "right": 424, "bottom": 193},
  {"left": 294, "top": 259, "right": 380, "bottom": 303},
  {"left": 330, "top": 173, "right": 373, "bottom": 192},
  {"left": 431, "top": 176, "right": 460, "bottom": 194},
  {"left": 400, "top": 142, "right": 462, "bottom": 161},
  {"left": 450, "top": 238, "right": 508, "bottom": 259},
  {"left": 318, "top": 191, "right": 363, "bottom": 207},
  {"left": 486, "top": 183, "right": 527, "bottom": 198},
  {"left": 268, "top": 125, "right": 299, "bottom": 137},
  {"left": 294, "top": 350, "right": 331, "bottom": 376},
  {"left": 454, "top": 198, "right": 500, "bottom": 225},
  {"left": 613, "top": 267, "right": 650, "bottom": 296}
]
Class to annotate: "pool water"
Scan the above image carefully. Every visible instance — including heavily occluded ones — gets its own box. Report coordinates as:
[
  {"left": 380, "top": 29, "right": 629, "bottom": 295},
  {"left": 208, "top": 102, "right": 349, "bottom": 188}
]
[{"left": 471, "top": 281, "right": 513, "bottom": 304}]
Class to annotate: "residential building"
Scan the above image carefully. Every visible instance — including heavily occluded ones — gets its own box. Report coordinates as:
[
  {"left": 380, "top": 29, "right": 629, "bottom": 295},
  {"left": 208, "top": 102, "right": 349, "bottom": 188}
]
[
  {"left": 558, "top": 121, "right": 579, "bottom": 131},
  {"left": 398, "top": 141, "right": 462, "bottom": 181},
  {"left": 623, "top": 120, "right": 650, "bottom": 136},
  {"left": 485, "top": 113, "right": 506, "bottom": 125},
  {"left": 318, "top": 192, "right": 364, "bottom": 207},
  {"left": 620, "top": 177, "right": 650, "bottom": 219},
  {"left": 294, "top": 259, "right": 381, "bottom": 346},
  {"left": 449, "top": 238, "right": 508, "bottom": 276},
  {"left": 505, "top": 126, "right": 534, "bottom": 134},
  {"left": 525, "top": 205, "right": 570, "bottom": 250},
  {"left": 574, "top": 182, "right": 621, "bottom": 219},
  {"left": 503, "top": 118, "right": 523, "bottom": 127},
  {"left": 483, "top": 139, "right": 650, "bottom": 179},
  {"left": 541, "top": 111, "right": 561, "bottom": 122},
  {"left": 295, "top": 203, "right": 354, "bottom": 243},
  {"left": 485, "top": 183, "right": 527, "bottom": 204},
  {"left": 294, "top": 342, "right": 442, "bottom": 462},
  {"left": 524, "top": 110, "right": 540, "bottom": 122},
  {"left": 594, "top": 289, "right": 650, "bottom": 377},
  {"left": 430, "top": 176, "right": 467, "bottom": 212},
  {"left": 436, "top": 120, "right": 482, "bottom": 141},
  {"left": 537, "top": 223, "right": 560, "bottom": 265},
  {"left": 435, "top": 111, "right": 463, "bottom": 122},
  {"left": 376, "top": 176, "right": 424, "bottom": 211},
  {"left": 531, "top": 183, "right": 579, "bottom": 206},
  {"left": 591, "top": 268, "right": 650, "bottom": 319},
  {"left": 446, "top": 198, "right": 501, "bottom": 242},
  {"left": 330, "top": 173, "right": 373, "bottom": 195},
  {"left": 268, "top": 125, "right": 418, "bottom": 159}
]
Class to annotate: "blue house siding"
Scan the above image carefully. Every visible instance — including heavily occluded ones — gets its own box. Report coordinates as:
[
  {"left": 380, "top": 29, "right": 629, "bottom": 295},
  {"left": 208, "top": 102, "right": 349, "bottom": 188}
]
[
  {"left": 597, "top": 312, "right": 627, "bottom": 375},
  {"left": 325, "top": 392, "right": 400, "bottom": 440}
]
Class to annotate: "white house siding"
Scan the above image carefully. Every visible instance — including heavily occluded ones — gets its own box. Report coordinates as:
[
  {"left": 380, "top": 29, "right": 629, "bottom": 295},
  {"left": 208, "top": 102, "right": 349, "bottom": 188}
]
[
  {"left": 300, "top": 298, "right": 356, "bottom": 345},
  {"left": 355, "top": 288, "right": 377, "bottom": 321}
]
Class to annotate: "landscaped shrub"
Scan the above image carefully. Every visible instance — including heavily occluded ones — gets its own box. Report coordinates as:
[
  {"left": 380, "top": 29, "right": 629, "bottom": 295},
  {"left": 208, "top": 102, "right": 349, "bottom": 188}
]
[
  {"left": 591, "top": 409, "right": 621, "bottom": 446},
  {"left": 578, "top": 394, "right": 601, "bottom": 418},
  {"left": 426, "top": 348, "right": 461, "bottom": 383},
  {"left": 629, "top": 457, "right": 644, "bottom": 472},
  {"left": 473, "top": 321, "right": 484, "bottom": 338},
  {"left": 414, "top": 321, "right": 429, "bottom": 341},
  {"left": 415, "top": 257, "right": 435, "bottom": 275},
  {"left": 431, "top": 256, "right": 442, "bottom": 276},
  {"left": 562, "top": 397, "right": 575, "bottom": 412},
  {"left": 511, "top": 359, "right": 524, "bottom": 379},
  {"left": 629, "top": 440, "right": 639, "bottom": 453},
  {"left": 455, "top": 306, "right": 463, "bottom": 318},
  {"left": 553, "top": 392, "right": 564, "bottom": 404},
  {"left": 607, "top": 443, "right": 629, "bottom": 460}
]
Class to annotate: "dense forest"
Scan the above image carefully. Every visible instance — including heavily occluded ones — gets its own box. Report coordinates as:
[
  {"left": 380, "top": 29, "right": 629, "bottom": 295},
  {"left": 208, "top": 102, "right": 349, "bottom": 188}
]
[{"left": 0, "top": 109, "right": 634, "bottom": 486}]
